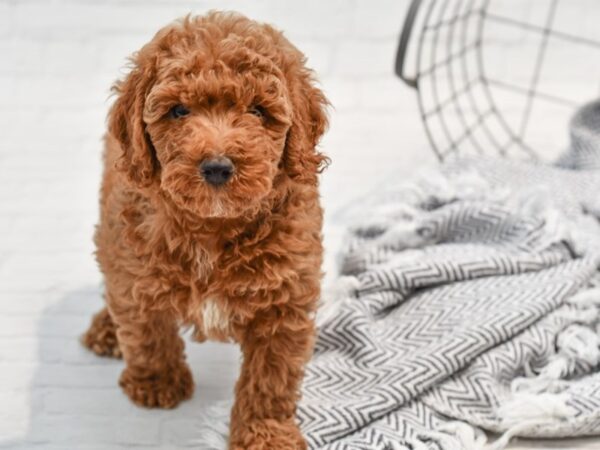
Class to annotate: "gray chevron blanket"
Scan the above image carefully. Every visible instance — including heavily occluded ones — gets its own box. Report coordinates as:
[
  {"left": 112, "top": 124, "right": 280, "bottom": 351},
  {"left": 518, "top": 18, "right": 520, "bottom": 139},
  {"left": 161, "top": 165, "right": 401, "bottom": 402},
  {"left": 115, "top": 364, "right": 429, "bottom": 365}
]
[{"left": 197, "top": 101, "right": 600, "bottom": 449}]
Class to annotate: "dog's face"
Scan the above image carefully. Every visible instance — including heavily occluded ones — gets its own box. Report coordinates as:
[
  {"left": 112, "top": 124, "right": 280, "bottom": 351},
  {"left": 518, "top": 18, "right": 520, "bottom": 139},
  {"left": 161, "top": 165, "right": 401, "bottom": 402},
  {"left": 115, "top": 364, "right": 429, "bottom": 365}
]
[
  {"left": 110, "top": 13, "right": 328, "bottom": 219},
  {"left": 143, "top": 46, "right": 293, "bottom": 218}
]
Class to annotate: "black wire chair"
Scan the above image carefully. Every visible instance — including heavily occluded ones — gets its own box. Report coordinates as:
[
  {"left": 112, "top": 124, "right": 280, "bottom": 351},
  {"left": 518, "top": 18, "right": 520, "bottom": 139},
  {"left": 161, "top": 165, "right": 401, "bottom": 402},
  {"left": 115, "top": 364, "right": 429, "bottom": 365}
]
[{"left": 395, "top": 0, "right": 600, "bottom": 161}]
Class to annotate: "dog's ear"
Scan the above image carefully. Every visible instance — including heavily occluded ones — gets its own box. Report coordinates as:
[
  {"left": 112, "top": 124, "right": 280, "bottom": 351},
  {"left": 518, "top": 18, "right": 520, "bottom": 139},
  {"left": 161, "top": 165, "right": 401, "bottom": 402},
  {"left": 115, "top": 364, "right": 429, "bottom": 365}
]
[
  {"left": 283, "top": 66, "right": 329, "bottom": 185},
  {"left": 109, "top": 59, "right": 158, "bottom": 188}
]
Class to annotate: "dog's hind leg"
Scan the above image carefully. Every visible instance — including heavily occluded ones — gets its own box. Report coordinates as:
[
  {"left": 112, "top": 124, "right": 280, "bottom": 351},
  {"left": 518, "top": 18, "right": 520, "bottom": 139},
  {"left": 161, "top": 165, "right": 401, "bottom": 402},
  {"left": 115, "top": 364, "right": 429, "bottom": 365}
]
[{"left": 81, "top": 306, "right": 122, "bottom": 358}]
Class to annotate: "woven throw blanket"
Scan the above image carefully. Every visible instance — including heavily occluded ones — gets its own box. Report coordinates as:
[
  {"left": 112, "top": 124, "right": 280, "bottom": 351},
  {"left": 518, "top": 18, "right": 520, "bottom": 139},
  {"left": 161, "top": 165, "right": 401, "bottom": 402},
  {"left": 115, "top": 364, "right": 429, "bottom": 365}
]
[{"left": 197, "top": 101, "right": 600, "bottom": 449}]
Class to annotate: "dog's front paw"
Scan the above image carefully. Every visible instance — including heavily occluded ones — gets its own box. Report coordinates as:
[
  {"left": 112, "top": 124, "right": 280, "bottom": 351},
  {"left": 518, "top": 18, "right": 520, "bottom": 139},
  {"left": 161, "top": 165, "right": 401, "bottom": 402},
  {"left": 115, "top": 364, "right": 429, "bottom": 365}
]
[
  {"left": 229, "top": 418, "right": 306, "bottom": 450},
  {"left": 119, "top": 362, "right": 194, "bottom": 409}
]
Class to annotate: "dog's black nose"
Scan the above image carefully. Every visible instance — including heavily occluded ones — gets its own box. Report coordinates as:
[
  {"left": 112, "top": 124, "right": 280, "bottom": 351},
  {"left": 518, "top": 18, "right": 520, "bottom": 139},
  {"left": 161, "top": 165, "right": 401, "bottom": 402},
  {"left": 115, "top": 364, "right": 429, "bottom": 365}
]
[{"left": 200, "top": 157, "right": 234, "bottom": 186}]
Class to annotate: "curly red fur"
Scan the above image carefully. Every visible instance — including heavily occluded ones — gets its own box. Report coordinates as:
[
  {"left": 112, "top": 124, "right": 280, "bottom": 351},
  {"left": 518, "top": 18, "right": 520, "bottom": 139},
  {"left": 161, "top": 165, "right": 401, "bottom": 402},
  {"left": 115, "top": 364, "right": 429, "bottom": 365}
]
[{"left": 81, "top": 11, "right": 328, "bottom": 449}]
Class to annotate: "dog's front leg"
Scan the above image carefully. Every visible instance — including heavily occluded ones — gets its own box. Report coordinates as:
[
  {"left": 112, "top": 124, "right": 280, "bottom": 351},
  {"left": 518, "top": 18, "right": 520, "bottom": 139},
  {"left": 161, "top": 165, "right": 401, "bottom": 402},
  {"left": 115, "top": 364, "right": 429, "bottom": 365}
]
[
  {"left": 109, "top": 297, "right": 194, "bottom": 409},
  {"left": 229, "top": 303, "right": 315, "bottom": 450}
]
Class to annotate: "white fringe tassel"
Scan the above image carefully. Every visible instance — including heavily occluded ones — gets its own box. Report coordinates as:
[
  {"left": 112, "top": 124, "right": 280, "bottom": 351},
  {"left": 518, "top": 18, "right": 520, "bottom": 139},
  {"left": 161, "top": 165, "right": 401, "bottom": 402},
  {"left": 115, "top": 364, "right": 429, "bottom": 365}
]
[
  {"left": 436, "top": 421, "right": 488, "bottom": 450},
  {"left": 437, "top": 286, "right": 600, "bottom": 450},
  {"left": 487, "top": 286, "right": 600, "bottom": 449},
  {"left": 436, "top": 394, "right": 576, "bottom": 450}
]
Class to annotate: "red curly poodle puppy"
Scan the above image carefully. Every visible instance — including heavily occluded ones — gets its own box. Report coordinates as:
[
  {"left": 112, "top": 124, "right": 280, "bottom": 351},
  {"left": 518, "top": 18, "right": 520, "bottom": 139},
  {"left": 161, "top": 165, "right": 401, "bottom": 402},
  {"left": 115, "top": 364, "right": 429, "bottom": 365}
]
[{"left": 82, "top": 11, "right": 328, "bottom": 449}]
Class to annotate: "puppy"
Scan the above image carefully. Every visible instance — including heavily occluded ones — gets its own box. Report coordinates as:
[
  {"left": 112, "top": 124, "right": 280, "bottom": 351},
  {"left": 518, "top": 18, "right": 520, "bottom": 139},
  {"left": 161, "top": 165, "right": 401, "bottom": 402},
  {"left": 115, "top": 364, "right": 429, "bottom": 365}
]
[{"left": 82, "top": 11, "right": 328, "bottom": 449}]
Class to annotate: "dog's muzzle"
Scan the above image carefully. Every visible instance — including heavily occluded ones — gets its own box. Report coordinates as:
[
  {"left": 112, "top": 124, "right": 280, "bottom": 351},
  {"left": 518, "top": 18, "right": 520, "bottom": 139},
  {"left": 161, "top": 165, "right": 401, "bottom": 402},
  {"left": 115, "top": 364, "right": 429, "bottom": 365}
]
[{"left": 200, "top": 157, "right": 234, "bottom": 186}]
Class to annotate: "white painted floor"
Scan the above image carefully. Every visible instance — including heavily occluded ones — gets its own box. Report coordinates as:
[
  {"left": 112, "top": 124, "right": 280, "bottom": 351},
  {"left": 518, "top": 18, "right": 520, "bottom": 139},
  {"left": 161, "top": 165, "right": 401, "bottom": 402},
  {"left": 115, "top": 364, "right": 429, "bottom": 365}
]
[{"left": 0, "top": 0, "right": 599, "bottom": 448}]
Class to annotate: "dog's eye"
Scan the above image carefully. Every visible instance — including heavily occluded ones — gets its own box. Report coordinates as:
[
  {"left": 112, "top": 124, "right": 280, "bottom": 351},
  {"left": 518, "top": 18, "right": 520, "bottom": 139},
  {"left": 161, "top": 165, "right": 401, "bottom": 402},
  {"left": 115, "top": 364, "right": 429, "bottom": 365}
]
[
  {"left": 248, "top": 105, "right": 266, "bottom": 119},
  {"left": 169, "top": 104, "right": 190, "bottom": 119}
]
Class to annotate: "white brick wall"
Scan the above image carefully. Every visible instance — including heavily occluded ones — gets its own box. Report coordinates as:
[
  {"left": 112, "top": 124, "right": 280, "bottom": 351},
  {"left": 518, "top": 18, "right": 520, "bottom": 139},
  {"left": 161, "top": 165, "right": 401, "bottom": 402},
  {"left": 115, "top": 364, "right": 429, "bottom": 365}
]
[{"left": 1, "top": 0, "right": 598, "bottom": 448}]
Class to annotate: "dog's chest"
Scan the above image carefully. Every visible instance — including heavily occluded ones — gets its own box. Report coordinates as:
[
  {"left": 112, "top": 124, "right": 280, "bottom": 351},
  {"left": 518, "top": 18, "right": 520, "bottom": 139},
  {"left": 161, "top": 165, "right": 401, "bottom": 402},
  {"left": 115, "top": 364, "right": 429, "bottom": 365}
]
[
  {"left": 193, "top": 296, "right": 231, "bottom": 342},
  {"left": 187, "top": 244, "right": 234, "bottom": 341}
]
